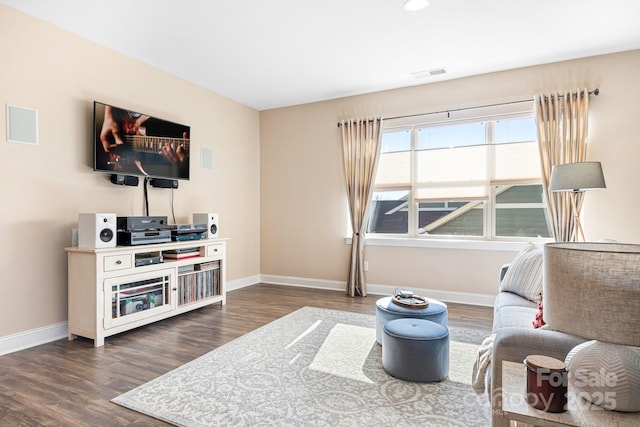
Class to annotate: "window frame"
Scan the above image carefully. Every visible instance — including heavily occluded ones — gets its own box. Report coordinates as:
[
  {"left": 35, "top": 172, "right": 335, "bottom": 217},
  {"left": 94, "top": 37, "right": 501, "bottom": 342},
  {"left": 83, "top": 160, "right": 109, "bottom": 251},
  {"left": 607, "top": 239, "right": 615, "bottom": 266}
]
[{"left": 367, "top": 106, "right": 553, "bottom": 243}]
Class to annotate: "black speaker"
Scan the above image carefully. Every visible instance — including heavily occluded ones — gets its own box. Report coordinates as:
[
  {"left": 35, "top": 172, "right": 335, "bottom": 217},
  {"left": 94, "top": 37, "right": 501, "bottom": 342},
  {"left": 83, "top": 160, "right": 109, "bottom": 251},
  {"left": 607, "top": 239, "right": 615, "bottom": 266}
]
[
  {"left": 110, "top": 174, "right": 139, "bottom": 186},
  {"left": 110, "top": 174, "right": 124, "bottom": 185},
  {"left": 150, "top": 178, "right": 178, "bottom": 189}
]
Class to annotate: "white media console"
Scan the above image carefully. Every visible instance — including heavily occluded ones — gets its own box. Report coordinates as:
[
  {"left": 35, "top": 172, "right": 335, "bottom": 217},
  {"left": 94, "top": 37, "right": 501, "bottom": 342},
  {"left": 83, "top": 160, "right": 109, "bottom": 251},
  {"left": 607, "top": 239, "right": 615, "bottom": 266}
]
[{"left": 65, "top": 239, "right": 226, "bottom": 347}]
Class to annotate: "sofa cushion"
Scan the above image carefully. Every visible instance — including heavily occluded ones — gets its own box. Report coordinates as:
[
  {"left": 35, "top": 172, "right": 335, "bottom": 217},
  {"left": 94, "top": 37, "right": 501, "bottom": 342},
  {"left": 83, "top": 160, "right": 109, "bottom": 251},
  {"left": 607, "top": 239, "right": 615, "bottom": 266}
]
[
  {"left": 494, "top": 290, "right": 538, "bottom": 309},
  {"left": 499, "top": 243, "right": 543, "bottom": 302},
  {"left": 492, "top": 302, "right": 538, "bottom": 332}
]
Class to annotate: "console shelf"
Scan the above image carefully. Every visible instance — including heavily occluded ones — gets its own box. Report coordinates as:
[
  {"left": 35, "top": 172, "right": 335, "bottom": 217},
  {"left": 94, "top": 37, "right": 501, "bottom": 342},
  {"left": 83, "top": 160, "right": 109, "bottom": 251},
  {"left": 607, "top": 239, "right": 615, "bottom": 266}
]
[{"left": 65, "top": 239, "right": 227, "bottom": 347}]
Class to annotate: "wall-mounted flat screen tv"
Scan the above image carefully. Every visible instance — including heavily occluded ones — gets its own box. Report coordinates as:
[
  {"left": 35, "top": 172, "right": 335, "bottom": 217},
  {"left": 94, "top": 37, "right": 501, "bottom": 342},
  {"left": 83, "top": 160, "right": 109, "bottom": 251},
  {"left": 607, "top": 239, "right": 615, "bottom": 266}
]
[{"left": 93, "top": 101, "right": 190, "bottom": 180}]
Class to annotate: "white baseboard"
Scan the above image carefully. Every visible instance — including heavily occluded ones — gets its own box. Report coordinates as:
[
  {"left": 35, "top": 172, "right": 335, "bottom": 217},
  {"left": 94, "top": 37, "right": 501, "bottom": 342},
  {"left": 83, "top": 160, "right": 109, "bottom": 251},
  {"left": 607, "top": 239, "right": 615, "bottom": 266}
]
[
  {"left": 259, "top": 274, "right": 345, "bottom": 292},
  {"left": 1, "top": 274, "right": 494, "bottom": 356},
  {"left": 259, "top": 274, "right": 496, "bottom": 307},
  {"left": 367, "top": 284, "right": 496, "bottom": 307},
  {"left": 0, "top": 321, "right": 68, "bottom": 356},
  {"left": 226, "top": 274, "right": 261, "bottom": 291}
]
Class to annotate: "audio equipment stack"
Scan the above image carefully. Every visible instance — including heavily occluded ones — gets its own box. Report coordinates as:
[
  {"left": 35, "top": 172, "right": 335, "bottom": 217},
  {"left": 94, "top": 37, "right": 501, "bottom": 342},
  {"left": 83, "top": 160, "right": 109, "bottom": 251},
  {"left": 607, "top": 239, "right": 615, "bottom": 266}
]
[
  {"left": 77, "top": 214, "right": 219, "bottom": 248},
  {"left": 134, "top": 252, "right": 164, "bottom": 267},
  {"left": 166, "top": 223, "right": 208, "bottom": 241},
  {"left": 116, "top": 216, "right": 172, "bottom": 246}
]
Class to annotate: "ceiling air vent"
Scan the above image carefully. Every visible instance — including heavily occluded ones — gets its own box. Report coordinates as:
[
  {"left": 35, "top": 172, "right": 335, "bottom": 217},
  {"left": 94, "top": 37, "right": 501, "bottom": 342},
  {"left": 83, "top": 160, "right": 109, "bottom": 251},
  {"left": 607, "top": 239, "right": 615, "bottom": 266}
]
[
  {"left": 428, "top": 67, "right": 446, "bottom": 76},
  {"left": 410, "top": 68, "right": 447, "bottom": 79}
]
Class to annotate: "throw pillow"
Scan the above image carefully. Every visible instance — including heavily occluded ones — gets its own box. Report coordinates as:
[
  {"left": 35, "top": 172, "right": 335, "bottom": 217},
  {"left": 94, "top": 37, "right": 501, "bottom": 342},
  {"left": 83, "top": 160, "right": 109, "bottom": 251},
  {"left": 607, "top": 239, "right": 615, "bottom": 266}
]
[{"left": 500, "top": 242, "right": 543, "bottom": 302}]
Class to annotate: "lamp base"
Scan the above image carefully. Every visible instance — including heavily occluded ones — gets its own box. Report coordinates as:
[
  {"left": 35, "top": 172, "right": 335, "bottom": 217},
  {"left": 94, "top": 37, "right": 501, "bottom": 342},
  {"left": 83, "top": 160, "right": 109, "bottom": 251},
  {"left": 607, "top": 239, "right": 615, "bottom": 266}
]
[{"left": 565, "top": 340, "right": 640, "bottom": 412}]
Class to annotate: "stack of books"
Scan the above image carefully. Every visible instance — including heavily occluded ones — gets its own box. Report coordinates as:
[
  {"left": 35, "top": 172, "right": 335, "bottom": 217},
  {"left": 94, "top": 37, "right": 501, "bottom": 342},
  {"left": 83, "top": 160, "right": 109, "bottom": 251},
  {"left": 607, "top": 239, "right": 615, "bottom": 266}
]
[{"left": 163, "top": 247, "right": 200, "bottom": 260}]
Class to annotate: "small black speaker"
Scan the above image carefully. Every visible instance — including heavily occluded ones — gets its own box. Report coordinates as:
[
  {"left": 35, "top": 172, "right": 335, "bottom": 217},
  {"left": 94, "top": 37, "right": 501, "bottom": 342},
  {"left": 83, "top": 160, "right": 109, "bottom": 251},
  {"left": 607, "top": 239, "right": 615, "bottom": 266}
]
[
  {"left": 150, "top": 178, "right": 178, "bottom": 189},
  {"left": 124, "top": 175, "right": 139, "bottom": 186},
  {"left": 110, "top": 174, "right": 124, "bottom": 185},
  {"left": 110, "top": 174, "right": 139, "bottom": 186}
]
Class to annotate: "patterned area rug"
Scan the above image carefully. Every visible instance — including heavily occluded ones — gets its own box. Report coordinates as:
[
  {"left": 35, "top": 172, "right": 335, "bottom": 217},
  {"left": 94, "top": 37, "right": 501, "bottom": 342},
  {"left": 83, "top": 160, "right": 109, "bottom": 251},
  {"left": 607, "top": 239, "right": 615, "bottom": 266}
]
[{"left": 113, "top": 306, "right": 491, "bottom": 426}]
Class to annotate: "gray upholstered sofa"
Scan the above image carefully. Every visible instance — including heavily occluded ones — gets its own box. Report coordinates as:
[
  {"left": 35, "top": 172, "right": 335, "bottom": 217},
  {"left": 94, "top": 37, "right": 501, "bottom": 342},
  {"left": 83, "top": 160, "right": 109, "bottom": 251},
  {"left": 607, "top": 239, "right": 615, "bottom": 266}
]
[
  {"left": 484, "top": 241, "right": 640, "bottom": 426},
  {"left": 486, "top": 244, "right": 588, "bottom": 427}
]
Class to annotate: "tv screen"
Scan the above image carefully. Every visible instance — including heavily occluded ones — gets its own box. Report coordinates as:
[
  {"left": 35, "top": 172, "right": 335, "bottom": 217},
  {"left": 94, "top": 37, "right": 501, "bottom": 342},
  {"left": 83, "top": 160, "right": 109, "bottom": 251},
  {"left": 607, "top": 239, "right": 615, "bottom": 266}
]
[{"left": 93, "top": 101, "right": 190, "bottom": 180}]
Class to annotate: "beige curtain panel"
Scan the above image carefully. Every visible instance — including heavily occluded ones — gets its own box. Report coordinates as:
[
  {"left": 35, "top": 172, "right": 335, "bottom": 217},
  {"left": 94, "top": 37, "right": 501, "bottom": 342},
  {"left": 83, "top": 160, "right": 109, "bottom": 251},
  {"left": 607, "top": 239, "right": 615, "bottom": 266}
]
[
  {"left": 535, "top": 88, "right": 590, "bottom": 242},
  {"left": 340, "top": 117, "right": 383, "bottom": 297}
]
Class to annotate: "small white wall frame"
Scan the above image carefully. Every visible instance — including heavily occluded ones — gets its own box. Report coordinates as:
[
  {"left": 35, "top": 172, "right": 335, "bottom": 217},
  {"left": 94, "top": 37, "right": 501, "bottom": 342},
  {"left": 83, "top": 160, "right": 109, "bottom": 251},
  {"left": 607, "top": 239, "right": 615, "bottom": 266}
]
[
  {"left": 6, "top": 104, "right": 39, "bottom": 145},
  {"left": 201, "top": 146, "right": 213, "bottom": 169}
]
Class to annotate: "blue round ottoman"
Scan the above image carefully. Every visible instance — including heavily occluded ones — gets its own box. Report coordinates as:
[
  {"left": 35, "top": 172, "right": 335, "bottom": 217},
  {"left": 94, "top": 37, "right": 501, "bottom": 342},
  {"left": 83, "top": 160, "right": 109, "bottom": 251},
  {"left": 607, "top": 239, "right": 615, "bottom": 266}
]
[
  {"left": 382, "top": 318, "right": 449, "bottom": 382},
  {"left": 375, "top": 296, "right": 448, "bottom": 344}
]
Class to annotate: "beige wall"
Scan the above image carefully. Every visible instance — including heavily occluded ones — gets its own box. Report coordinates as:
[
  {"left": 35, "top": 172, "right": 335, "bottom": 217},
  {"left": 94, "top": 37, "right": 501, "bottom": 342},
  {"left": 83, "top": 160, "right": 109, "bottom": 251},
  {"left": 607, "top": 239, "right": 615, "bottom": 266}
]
[
  {"left": 3, "top": 3, "right": 639, "bottom": 341},
  {"left": 260, "top": 49, "right": 640, "bottom": 296},
  {"left": 0, "top": 6, "right": 261, "bottom": 337}
]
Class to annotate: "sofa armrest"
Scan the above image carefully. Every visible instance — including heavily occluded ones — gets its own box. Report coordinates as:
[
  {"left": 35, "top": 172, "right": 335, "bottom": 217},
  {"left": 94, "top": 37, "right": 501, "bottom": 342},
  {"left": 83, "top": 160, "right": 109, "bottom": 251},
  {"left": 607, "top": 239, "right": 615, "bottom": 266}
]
[
  {"left": 489, "top": 327, "right": 586, "bottom": 427},
  {"left": 493, "top": 327, "right": 585, "bottom": 366},
  {"left": 499, "top": 264, "right": 510, "bottom": 284}
]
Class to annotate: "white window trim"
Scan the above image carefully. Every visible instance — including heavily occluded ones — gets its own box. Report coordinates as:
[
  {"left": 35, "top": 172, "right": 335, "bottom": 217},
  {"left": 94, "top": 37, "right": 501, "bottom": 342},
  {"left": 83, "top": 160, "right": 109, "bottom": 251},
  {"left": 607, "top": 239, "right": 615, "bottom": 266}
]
[{"left": 344, "top": 235, "right": 552, "bottom": 251}]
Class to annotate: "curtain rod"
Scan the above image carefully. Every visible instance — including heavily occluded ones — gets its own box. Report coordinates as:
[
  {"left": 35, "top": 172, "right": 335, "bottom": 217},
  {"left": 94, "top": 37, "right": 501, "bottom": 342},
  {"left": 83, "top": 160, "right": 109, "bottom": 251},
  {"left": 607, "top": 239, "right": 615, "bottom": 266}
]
[{"left": 337, "top": 88, "right": 599, "bottom": 127}]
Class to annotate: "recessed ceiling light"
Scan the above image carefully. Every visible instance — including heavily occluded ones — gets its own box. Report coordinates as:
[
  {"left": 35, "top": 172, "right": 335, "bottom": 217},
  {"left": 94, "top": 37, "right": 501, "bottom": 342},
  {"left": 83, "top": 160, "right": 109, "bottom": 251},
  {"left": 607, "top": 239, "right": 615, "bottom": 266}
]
[{"left": 404, "top": 0, "right": 429, "bottom": 12}]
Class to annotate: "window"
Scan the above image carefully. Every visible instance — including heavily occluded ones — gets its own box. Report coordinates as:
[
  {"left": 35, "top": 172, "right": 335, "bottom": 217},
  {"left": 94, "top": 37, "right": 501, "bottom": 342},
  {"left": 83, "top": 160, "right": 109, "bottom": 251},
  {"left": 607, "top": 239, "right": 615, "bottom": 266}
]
[
  {"left": 494, "top": 184, "right": 551, "bottom": 238},
  {"left": 369, "top": 191, "right": 409, "bottom": 234},
  {"left": 368, "top": 105, "right": 552, "bottom": 240},
  {"left": 418, "top": 200, "right": 484, "bottom": 236}
]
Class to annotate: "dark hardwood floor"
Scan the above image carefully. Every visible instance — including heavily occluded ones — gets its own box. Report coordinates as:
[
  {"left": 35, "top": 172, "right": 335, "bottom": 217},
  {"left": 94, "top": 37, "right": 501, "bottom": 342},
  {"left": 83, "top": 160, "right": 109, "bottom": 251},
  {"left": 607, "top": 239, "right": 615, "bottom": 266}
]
[{"left": 0, "top": 284, "right": 493, "bottom": 426}]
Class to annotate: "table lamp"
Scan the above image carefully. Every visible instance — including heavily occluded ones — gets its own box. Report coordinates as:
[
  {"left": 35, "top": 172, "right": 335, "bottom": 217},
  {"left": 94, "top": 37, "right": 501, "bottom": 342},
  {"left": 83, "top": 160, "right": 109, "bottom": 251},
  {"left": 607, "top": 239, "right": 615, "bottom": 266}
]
[{"left": 549, "top": 161, "right": 606, "bottom": 241}]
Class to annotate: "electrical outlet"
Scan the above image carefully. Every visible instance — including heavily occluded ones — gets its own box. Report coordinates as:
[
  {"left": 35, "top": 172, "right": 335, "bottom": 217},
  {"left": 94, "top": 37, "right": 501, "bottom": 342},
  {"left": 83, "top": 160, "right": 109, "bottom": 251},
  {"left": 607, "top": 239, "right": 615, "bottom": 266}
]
[{"left": 364, "top": 261, "right": 369, "bottom": 271}]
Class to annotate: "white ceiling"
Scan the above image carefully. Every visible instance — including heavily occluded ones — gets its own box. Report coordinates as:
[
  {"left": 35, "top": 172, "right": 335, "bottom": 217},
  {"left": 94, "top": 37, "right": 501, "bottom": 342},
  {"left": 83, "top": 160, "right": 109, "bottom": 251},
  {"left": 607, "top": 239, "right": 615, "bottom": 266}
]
[{"left": 2, "top": 0, "right": 640, "bottom": 111}]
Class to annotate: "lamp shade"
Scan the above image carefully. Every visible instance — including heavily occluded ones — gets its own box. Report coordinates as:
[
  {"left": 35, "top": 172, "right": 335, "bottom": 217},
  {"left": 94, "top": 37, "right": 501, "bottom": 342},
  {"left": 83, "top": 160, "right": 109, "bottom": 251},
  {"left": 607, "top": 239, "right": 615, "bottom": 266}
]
[
  {"left": 543, "top": 242, "right": 640, "bottom": 346},
  {"left": 549, "top": 161, "right": 606, "bottom": 192}
]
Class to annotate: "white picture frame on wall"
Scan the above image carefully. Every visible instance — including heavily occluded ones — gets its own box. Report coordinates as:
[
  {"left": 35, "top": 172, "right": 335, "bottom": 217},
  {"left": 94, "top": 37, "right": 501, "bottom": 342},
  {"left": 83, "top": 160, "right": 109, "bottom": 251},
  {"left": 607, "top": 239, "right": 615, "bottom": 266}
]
[
  {"left": 201, "top": 146, "right": 213, "bottom": 170},
  {"left": 6, "top": 104, "right": 39, "bottom": 146}
]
